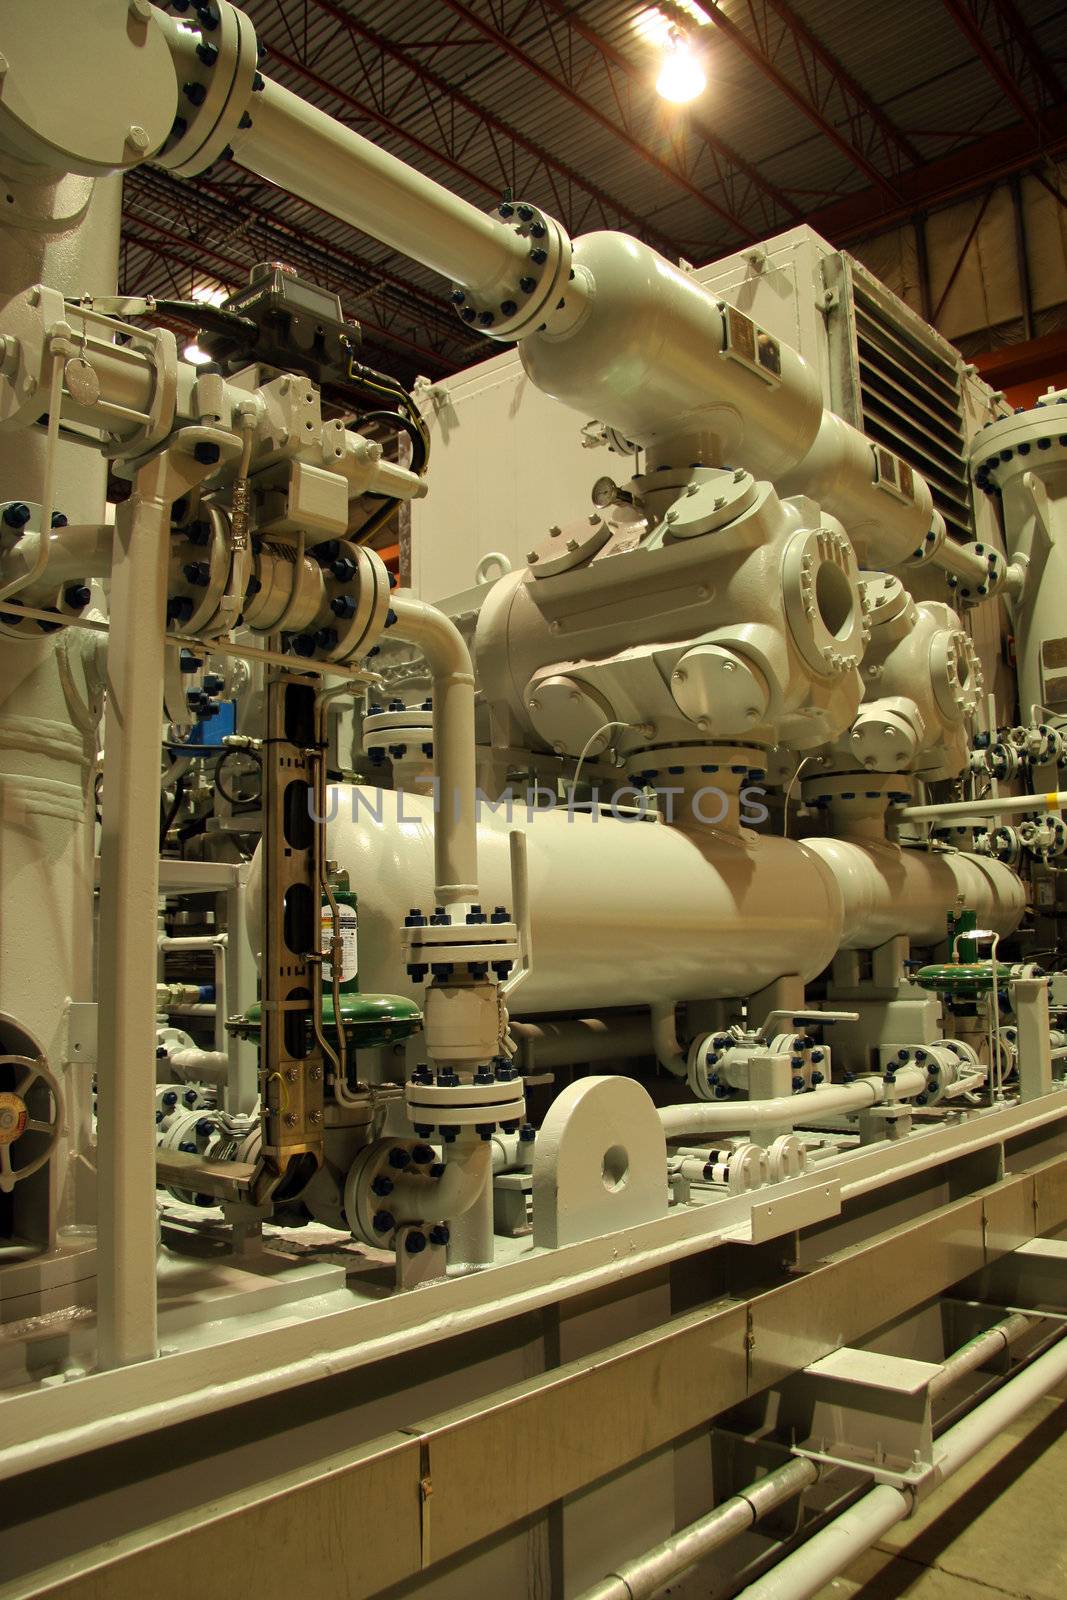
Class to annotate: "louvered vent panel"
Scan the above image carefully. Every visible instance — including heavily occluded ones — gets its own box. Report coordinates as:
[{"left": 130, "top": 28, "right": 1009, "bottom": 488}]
[{"left": 852, "top": 286, "right": 973, "bottom": 547}]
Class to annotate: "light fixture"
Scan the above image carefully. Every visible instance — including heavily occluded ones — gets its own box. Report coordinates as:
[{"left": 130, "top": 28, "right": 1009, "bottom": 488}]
[
  {"left": 183, "top": 283, "right": 228, "bottom": 364},
  {"left": 656, "top": 28, "right": 706, "bottom": 104}
]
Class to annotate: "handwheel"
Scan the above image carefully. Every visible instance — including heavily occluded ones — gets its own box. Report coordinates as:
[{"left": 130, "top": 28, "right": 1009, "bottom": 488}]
[{"left": 0, "top": 1053, "right": 63, "bottom": 1194}]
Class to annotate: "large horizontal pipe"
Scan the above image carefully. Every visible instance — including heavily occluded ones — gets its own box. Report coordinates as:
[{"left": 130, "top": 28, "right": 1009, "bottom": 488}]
[
  {"left": 235, "top": 78, "right": 528, "bottom": 301},
  {"left": 803, "top": 835, "right": 1023, "bottom": 949}
]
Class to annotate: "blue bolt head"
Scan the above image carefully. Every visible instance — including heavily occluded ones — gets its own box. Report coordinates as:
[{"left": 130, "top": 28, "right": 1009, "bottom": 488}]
[
  {"left": 387, "top": 1146, "right": 412, "bottom": 1170},
  {"left": 371, "top": 1209, "right": 395, "bottom": 1234},
  {"left": 64, "top": 584, "right": 91, "bottom": 609},
  {"left": 371, "top": 1174, "right": 394, "bottom": 1197},
  {"left": 196, "top": 1118, "right": 214, "bottom": 1137},
  {"left": 404, "top": 1230, "right": 427, "bottom": 1254},
  {"left": 162, "top": 1090, "right": 178, "bottom": 1107},
  {"left": 792, "top": 1076, "right": 804, "bottom": 1091},
  {"left": 183, "top": 1089, "right": 198, "bottom": 1106},
  {"left": 429, "top": 1224, "right": 450, "bottom": 1246},
  {"left": 411, "top": 1144, "right": 435, "bottom": 1164}
]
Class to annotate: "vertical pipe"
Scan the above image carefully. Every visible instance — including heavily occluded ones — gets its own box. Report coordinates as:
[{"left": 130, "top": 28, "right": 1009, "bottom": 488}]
[
  {"left": 445, "top": 1131, "right": 494, "bottom": 1270},
  {"left": 95, "top": 459, "right": 172, "bottom": 1368},
  {"left": 387, "top": 595, "right": 478, "bottom": 904},
  {"left": 0, "top": 165, "right": 120, "bottom": 1239}
]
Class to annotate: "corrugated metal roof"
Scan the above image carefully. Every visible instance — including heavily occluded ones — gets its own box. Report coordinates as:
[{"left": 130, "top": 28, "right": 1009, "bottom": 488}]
[{"left": 122, "top": 0, "right": 1067, "bottom": 378}]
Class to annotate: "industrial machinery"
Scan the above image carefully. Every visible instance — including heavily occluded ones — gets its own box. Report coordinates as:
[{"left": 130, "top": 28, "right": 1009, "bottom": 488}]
[{"left": 1, "top": 4, "right": 1067, "bottom": 1598}]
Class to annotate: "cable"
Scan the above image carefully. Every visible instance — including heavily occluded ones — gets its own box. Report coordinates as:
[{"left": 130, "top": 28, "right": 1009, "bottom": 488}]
[
  {"left": 782, "top": 756, "right": 813, "bottom": 836},
  {"left": 355, "top": 408, "right": 428, "bottom": 477},
  {"left": 213, "top": 747, "right": 263, "bottom": 807},
  {"left": 572, "top": 721, "right": 632, "bottom": 795}
]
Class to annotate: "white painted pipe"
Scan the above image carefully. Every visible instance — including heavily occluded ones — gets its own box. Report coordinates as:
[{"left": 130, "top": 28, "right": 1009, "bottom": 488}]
[
  {"left": 741, "top": 1483, "right": 908, "bottom": 1600},
  {"left": 896, "top": 790, "right": 1067, "bottom": 822},
  {"left": 296, "top": 794, "right": 846, "bottom": 1013},
  {"left": 235, "top": 78, "right": 528, "bottom": 300},
  {"left": 233, "top": 80, "right": 947, "bottom": 575},
  {"left": 444, "top": 1132, "right": 494, "bottom": 1271},
  {"left": 651, "top": 1000, "right": 688, "bottom": 1077},
  {"left": 96, "top": 459, "right": 175, "bottom": 1370},
  {"left": 803, "top": 836, "right": 1024, "bottom": 949},
  {"left": 388, "top": 595, "right": 478, "bottom": 904},
  {"left": 738, "top": 1332, "right": 1067, "bottom": 1600},
  {"left": 578, "top": 1458, "right": 819, "bottom": 1600},
  {"left": 167, "top": 1047, "right": 228, "bottom": 1086},
  {"left": 658, "top": 1066, "right": 928, "bottom": 1139}
]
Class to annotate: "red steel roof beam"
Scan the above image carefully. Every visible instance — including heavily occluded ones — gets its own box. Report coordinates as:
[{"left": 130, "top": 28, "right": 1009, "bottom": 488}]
[
  {"left": 300, "top": 0, "right": 683, "bottom": 259},
  {"left": 760, "top": 0, "right": 923, "bottom": 170},
  {"left": 699, "top": 0, "right": 902, "bottom": 199},
  {"left": 942, "top": 0, "right": 1042, "bottom": 130},
  {"left": 436, "top": 0, "right": 766, "bottom": 242},
  {"left": 539, "top": 0, "right": 802, "bottom": 226}
]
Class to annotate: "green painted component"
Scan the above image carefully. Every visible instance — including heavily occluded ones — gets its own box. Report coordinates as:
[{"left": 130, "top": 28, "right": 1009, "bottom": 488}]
[
  {"left": 913, "top": 961, "right": 999, "bottom": 996},
  {"left": 231, "top": 992, "right": 422, "bottom": 1048}
]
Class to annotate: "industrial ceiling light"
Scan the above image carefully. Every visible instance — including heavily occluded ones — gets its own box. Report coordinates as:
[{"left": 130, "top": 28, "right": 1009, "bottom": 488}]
[{"left": 655, "top": 27, "right": 707, "bottom": 103}]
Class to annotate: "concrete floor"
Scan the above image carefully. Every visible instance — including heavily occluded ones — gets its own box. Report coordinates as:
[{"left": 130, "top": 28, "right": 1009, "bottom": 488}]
[{"left": 814, "top": 1389, "right": 1067, "bottom": 1600}]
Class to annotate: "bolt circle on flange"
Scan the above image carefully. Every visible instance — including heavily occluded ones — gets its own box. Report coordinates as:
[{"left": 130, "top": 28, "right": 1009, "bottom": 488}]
[{"left": 450, "top": 200, "right": 572, "bottom": 342}]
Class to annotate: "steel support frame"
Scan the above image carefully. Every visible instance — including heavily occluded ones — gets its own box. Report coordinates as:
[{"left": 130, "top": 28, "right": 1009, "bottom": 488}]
[{"left": 6, "top": 1127, "right": 1067, "bottom": 1600}]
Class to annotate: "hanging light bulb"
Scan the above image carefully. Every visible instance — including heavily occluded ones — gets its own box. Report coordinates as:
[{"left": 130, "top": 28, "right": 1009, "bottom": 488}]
[{"left": 656, "top": 28, "right": 706, "bottom": 104}]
